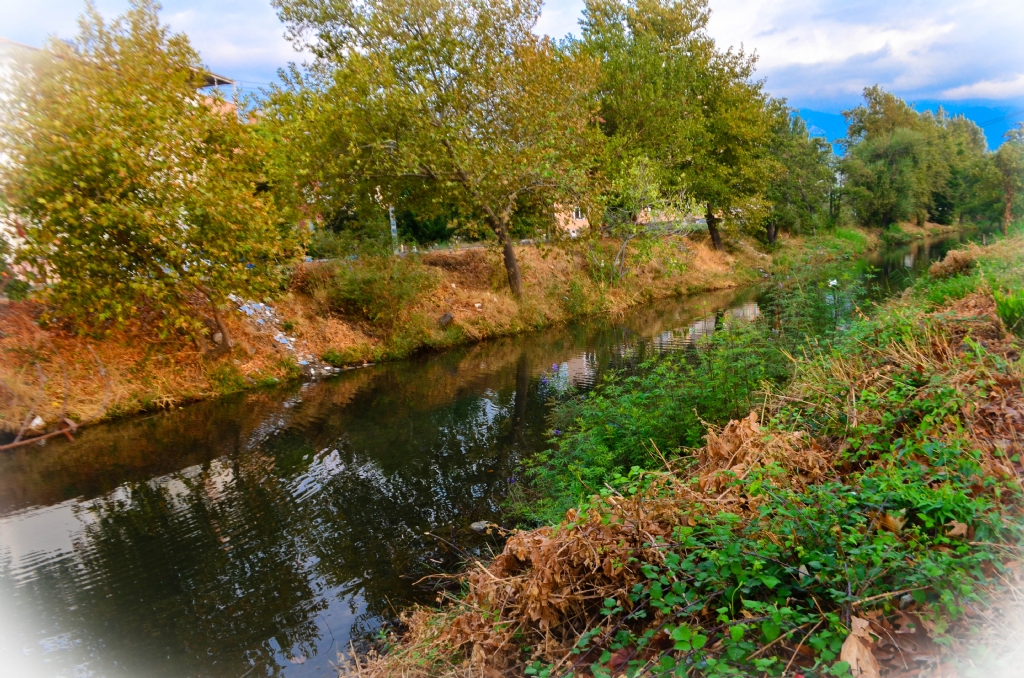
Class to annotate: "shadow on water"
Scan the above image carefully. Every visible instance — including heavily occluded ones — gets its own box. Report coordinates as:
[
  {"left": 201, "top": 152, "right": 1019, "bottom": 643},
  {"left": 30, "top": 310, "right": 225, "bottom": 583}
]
[{"left": 0, "top": 230, "right": 994, "bottom": 678}]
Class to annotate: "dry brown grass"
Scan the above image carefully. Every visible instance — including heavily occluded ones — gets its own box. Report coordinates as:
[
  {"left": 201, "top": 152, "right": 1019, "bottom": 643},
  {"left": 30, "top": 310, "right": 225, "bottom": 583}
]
[{"left": 928, "top": 248, "right": 977, "bottom": 279}]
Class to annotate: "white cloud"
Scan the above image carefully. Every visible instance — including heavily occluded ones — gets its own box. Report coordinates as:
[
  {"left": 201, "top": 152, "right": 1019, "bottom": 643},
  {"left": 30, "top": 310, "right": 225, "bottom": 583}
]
[
  {"left": 3, "top": 0, "right": 1024, "bottom": 107},
  {"left": 943, "top": 74, "right": 1024, "bottom": 100},
  {"left": 540, "top": 0, "right": 1024, "bottom": 109}
]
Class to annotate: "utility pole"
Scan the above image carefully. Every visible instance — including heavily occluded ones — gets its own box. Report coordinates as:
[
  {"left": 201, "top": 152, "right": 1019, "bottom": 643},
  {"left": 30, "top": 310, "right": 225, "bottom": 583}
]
[{"left": 389, "top": 205, "right": 399, "bottom": 254}]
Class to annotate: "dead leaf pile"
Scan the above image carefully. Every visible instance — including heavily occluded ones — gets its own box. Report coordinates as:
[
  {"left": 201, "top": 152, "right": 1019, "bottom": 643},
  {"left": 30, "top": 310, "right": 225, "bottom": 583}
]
[
  {"left": 697, "top": 412, "right": 832, "bottom": 493},
  {"left": 927, "top": 248, "right": 976, "bottom": 279}
]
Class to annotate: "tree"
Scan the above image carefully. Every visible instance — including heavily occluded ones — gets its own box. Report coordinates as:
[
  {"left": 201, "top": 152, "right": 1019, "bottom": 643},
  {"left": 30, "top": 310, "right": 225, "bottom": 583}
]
[
  {"left": 270, "top": 0, "right": 601, "bottom": 296},
  {"left": 842, "top": 85, "right": 922, "bottom": 148},
  {"left": 0, "top": 0, "right": 301, "bottom": 350},
  {"left": 842, "top": 86, "right": 989, "bottom": 228},
  {"left": 994, "top": 125, "right": 1024, "bottom": 236},
  {"left": 763, "top": 107, "right": 834, "bottom": 243},
  {"left": 580, "top": 0, "right": 778, "bottom": 252},
  {"left": 844, "top": 129, "right": 923, "bottom": 228},
  {"left": 682, "top": 50, "right": 780, "bottom": 250}
]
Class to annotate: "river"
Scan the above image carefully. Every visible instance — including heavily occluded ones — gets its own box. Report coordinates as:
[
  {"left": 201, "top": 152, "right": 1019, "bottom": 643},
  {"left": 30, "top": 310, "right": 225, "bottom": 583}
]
[{"left": 0, "top": 232, "right": 988, "bottom": 678}]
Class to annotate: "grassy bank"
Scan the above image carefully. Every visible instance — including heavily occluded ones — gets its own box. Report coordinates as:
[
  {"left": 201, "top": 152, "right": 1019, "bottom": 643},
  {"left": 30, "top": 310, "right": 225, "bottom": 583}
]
[
  {"left": 0, "top": 229, "right": 877, "bottom": 434},
  {"left": 352, "top": 233, "right": 1024, "bottom": 677}
]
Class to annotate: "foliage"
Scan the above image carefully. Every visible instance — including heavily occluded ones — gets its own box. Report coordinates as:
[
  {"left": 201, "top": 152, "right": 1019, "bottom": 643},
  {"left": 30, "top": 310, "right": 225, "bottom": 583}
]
[
  {"left": 763, "top": 110, "right": 836, "bottom": 242},
  {"left": 0, "top": 0, "right": 302, "bottom": 342},
  {"left": 523, "top": 268, "right": 866, "bottom": 523},
  {"left": 318, "top": 255, "right": 435, "bottom": 330},
  {"left": 841, "top": 87, "right": 991, "bottom": 229},
  {"left": 306, "top": 228, "right": 365, "bottom": 260},
  {"left": 268, "top": 0, "right": 602, "bottom": 296},
  {"left": 580, "top": 0, "right": 781, "bottom": 251},
  {"left": 526, "top": 321, "right": 792, "bottom": 522},
  {"left": 994, "top": 287, "right": 1024, "bottom": 336},
  {"left": 844, "top": 128, "right": 924, "bottom": 228},
  {"left": 993, "top": 126, "right": 1024, "bottom": 236}
]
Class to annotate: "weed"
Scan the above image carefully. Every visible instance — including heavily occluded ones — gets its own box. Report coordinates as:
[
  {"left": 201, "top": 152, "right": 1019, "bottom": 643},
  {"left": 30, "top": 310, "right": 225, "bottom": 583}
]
[
  {"left": 206, "top": 362, "right": 246, "bottom": 393},
  {"left": 324, "top": 256, "right": 435, "bottom": 330},
  {"left": 994, "top": 287, "right": 1024, "bottom": 336}
]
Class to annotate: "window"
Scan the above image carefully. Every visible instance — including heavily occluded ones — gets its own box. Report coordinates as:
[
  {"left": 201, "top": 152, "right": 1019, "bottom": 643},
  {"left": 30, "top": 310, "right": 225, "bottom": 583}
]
[{"left": 573, "top": 207, "right": 583, "bottom": 221}]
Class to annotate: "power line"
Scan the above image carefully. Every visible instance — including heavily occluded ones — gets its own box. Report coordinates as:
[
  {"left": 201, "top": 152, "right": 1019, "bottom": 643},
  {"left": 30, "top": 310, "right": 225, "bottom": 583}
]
[{"left": 977, "top": 108, "right": 1024, "bottom": 128}]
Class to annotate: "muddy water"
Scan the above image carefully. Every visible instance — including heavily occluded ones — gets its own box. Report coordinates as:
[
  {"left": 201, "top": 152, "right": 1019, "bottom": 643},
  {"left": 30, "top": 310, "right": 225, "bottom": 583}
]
[{"left": 0, "top": 234, "right": 984, "bottom": 678}]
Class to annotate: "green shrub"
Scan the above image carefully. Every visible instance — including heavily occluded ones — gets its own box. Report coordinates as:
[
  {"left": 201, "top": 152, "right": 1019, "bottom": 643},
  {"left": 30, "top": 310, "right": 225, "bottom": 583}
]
[
  {"left": 325, "top": 256, "right": 435, "bottom": 329},
  {"left": 922, "top": 273, "right": 978, "bottom": 307},
  {"left": 880, "top": 223, "right": 913, "bottom": 245},
  {"left": 562, "top": 279, "right": 597, "bottom": 317},
  {"left": 207, "top": 362, "right": 246, "bottom": 393},
  {"left": 307, "top": 228, "right": 359, "bottom": 259},
  {"left": 994, "top": 288, "right": 1024, "bottom": 336},
  {"left": 322, "top": 347, "right": 365, "bottom": 367},
  {"left": 832, "top": 226, "right": 867, "bottom": 249}
]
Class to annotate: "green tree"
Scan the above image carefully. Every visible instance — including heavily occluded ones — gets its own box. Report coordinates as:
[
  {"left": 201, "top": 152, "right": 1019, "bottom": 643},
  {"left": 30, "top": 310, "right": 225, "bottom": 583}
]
[
  {"left": 683, "top": 52, "right": 780, "bottom": 250},
  {"left": 994, "top": 125, "right": 1024, "bottom": 236},
  {"left": 842, "top": 86, "right": 989, "bottom": 228},
  {"left": 763, "top": 107, "right": 834, "bottom": 243},
  {"left": 844, "top": 128, "right": 923, "bottom": 228},
  {"left": 842, "top": 85, "right": 923, "bottom": 147},
  {"left": 581, "top": 0, "right": 778, "bottom": 251},
  {"left": 270, "top": 0, "right": 601, "bottom": 296},
  {"left": 0, "top": 0, "right": 301, "bottom": 350}
]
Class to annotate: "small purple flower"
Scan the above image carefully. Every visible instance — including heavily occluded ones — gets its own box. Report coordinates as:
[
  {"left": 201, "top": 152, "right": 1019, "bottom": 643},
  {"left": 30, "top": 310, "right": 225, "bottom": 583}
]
[
  {"left": 552, "top": 363, "right": 558, "bottom": 370},
  {"left": 553, "top": 429, "right": 562, "bottom": 436}
]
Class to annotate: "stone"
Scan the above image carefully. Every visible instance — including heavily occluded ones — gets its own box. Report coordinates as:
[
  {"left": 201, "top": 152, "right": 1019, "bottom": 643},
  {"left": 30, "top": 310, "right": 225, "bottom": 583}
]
[
  {"left": 470, "top": 521, "right": 490, "bottom": 533},
  {"left": 438, "top": 312, "right": 454, "bottom": 328}
]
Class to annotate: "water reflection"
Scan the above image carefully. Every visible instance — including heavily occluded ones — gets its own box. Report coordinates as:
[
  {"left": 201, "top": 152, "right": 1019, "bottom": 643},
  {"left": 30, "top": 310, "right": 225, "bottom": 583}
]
[{"left": 0, "top": 232, "right": 990, "bottom": 678}]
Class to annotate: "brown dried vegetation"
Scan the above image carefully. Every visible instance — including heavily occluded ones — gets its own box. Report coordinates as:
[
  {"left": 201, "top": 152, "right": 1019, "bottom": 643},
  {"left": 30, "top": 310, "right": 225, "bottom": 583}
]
[{"left": 927, "top": 248, "right": 976, "bottom": 279}]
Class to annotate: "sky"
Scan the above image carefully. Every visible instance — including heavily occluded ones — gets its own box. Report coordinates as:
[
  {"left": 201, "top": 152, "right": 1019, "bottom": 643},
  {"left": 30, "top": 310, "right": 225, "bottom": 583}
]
[{"left": 3, "top": 0, "right": 1024, "bottom": 144}]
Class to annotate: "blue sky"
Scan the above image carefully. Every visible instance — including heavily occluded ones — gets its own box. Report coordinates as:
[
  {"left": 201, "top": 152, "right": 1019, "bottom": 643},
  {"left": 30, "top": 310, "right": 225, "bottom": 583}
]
[{"left": 3, "top": 0, "right": 1023, "bottom": 145}]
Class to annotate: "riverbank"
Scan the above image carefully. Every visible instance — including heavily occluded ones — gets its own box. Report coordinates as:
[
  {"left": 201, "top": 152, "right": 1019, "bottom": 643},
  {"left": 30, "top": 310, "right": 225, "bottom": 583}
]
[
  {"left": 0, "top": 229, "right": 884, "bottom": 435},
  {"left": 351, "top": 233, "right": 1024, "bottom": 677}
]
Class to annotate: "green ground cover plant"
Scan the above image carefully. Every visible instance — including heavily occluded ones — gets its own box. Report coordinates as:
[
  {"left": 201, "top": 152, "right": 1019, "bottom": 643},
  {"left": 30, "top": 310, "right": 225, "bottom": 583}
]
[{"left": 518, "top": 265, "right": 868, "bottom": 524}]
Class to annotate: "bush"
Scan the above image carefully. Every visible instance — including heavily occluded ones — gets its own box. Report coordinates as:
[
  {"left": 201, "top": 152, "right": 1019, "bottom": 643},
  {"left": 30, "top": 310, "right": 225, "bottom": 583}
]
[
  {"left": 879, "top": 223, "right": 913, "bottom": 245},
  {"left": 922, "top": 273, "right": 978, "bottom": 307},
  {"left": 994, "top": 288, "right": 1024, "bottom": 336},
  {"left": 0, "top": 1, "right": 301, "bottom": 339},
  {"left": 307, "top": 228, "right": 360, "bottom": 259},
  {"left": 323, "top": 255, "right": 435, "bottom": 330}
]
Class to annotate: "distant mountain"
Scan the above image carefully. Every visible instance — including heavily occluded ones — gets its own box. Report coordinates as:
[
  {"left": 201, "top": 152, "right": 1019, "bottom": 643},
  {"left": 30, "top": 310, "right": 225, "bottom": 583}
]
[
  {"left": 797, "top": 103, "right": 1024, "bottom": 151},
  {"left": 911, "top": 101, "right": 1023, "bottom": 149}
]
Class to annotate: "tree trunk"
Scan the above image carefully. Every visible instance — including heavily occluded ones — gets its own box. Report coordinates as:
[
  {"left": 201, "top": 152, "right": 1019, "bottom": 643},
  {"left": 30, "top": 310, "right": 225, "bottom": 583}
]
[
  {"left": 1004, "top": 187, "right": 1013, "bottom": 237},
  {"left": 501, "top": 231, "right": 523, "bottom": 297},
  {"left": 196, "top": 286, "right": 232, "bottom": 358},
  {"left": 705, "top": 204, "right": 723, "bottom": 251},
  {"left": 766, "top": 222, "right": 778, "bottom": 245}
]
